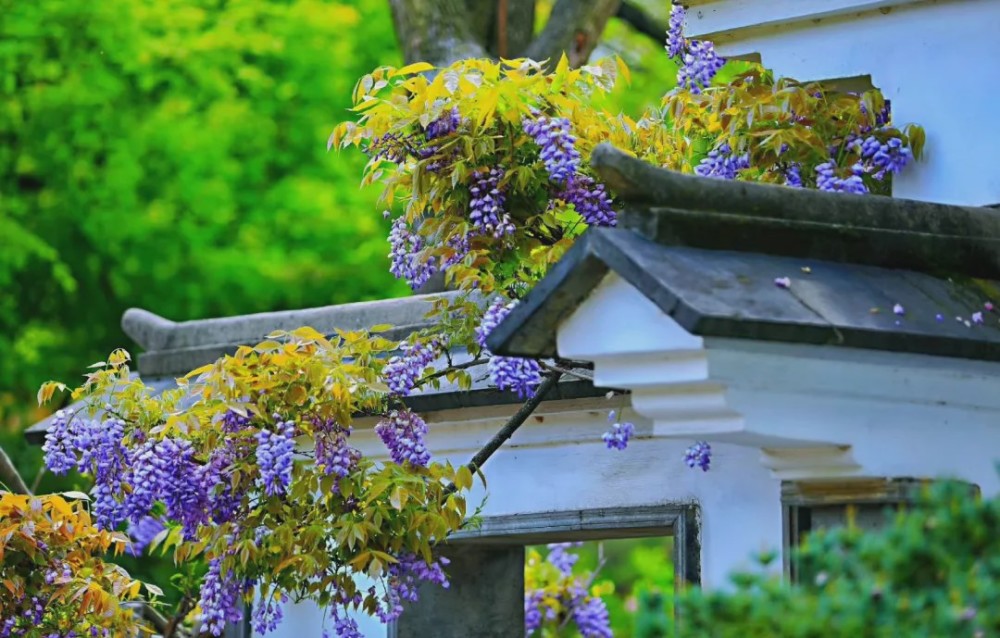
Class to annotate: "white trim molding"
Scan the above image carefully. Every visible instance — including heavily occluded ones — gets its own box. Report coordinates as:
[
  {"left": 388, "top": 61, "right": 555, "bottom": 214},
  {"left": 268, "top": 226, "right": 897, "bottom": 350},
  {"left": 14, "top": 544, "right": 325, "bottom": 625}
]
[
  {"left": 555, "top": 273, "right": 1000, "bottom": 492},
  {"left": 684, "top": 0, "right": 928, "bottom": 41}
]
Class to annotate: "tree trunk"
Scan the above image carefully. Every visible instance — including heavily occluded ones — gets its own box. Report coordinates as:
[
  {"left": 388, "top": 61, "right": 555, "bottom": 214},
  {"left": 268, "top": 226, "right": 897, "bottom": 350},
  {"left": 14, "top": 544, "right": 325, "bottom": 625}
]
[
  {"left": 523, "top": 0, "right": 622, "bottom": 68},
  {"left": 389, "top": 0, "right": 621, "bottom": 67},
  {"left": 388, "top": 0, "right": 490, "bottom": 65}
]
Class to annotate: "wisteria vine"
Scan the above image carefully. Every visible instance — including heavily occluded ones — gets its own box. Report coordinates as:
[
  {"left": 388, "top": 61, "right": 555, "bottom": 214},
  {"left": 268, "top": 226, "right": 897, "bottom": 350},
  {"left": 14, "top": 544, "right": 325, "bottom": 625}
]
[{"left": 17, "top": 8, "right": 933, "bottom": 635}]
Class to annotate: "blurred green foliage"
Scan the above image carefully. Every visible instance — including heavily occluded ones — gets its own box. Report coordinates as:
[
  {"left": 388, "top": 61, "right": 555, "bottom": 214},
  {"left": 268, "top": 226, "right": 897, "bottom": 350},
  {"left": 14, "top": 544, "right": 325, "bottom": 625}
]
[
  {"left": 0, "top": 0, "right": 408, "bottom": 439},
  {"left": 534, "top": 538, "right": 675, "bottom": 637},
  {"left": 577, "top": 538, "right": 675, "bottom": 637},
  {"left": 673, "top": 480, "right": 999, "bottom": 637}
]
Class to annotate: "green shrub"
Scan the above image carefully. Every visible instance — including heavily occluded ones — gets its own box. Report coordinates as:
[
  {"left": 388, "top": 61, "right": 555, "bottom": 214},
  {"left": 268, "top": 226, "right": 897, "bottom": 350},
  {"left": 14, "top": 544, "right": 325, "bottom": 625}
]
[
  {"left": 674, "top": 480, "right": 1000, "bottom": 638},
  {"left": 0, "top": 0, "right": 405, "bottom": 413}
]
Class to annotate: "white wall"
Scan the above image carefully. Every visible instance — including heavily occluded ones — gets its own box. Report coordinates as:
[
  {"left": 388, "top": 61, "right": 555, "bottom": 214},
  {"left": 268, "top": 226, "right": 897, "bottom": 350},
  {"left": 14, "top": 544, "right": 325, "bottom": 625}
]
[
  {"left": 688, "top": 0, "right": 1000, "bottom": 206},
  {"left": 272, "top": 403, "right": 783, "bottom": 638}
]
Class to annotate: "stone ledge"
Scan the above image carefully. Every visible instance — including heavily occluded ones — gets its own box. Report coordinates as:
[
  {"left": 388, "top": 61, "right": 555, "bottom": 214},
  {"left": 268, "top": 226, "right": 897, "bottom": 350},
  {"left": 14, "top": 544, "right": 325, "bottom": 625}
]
[
  {"left": 591, "top": 143, "right": 1000, "bottom": 279},
  {"left": 122, "top": 291, "right": 463, "bottom": 353}
]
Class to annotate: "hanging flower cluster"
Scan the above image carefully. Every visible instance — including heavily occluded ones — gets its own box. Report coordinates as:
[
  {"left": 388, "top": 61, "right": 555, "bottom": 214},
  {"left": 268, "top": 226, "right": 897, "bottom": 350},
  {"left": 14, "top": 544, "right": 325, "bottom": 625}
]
[
  {"left": 524, "top": 543, "right": 614, "bottom": 637},
  {"left": 38, "top": 331, "right": 475, "bottom": 637}
]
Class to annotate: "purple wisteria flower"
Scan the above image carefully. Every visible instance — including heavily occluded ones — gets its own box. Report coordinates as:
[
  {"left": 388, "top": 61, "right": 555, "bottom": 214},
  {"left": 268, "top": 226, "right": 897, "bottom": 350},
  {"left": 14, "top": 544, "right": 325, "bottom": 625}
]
[
  {"left": 374, "top": 553, "right": 450, "bottom": 623},
  {"left": 784, "top": 163, "right": 803, "bottom": 188},
  {"left": 546, "top": 542, "right": 583, "bottom": 575},
  {"left": 127, "top": 516, "right": 165, "bottom": 556},
  {"left": 256, "top": 418, "right": 296, "bottom": 497},
  {"left": 199, "top": 558, "right": 244, "bottom": 636},
  {"left": 253, "top": 590, "right": 287, "bottom": 635},
  {"left": 469, "top": 167, "right": 515, "bottom": 237},
  {"left": 42, "top": 410, "right": 79, "bottom": 475},
  {"left": 313, "top": 420, "right": 361, "bottom": 480},
  {"left": 523, "top": 115, "right": 581, "bottom": 184},
  {"left": 559, "top": 175, "right": 616, "bottom": 227},
  {"left": 572, "top": 594, "right": 613, "bottom": 638},
  {"left": 525, "top": 590, "right": 546, "bottom": 634},
  {"left": 475, "top": 297, "right": 511, "bottom": 348},
  {"left": 389, "top": 553, "right": 450, "bottom": 602},
  {"left": 329, "top": 613, "right": 364, "bottom": 638},
  {"left": 443, "top": 231, "right": 471, "bottom": 268},
  {"left": 424, "top": 107, "right": 461, "bottom": 140},
  {"left": 488, "top": 355, "right": 543, "bottom": 399},
  {"left": 695, "top": 143, "right": 750, "bottom": 180},
  {"left": 388, "top": 217, "right": 437, "bottom": 290},
  {"left": 221, "top": 408, "right": 252, "bottom": 432},
  {"left": 416, "top": 108, "right": 461, "bottom": 172},
  {"left": 367, "top": 132, "right": 411, "bottom": 164},
  {"left": 602, "top": 411, "right": 634, "bottom": 450},
  {"left": 664, "top": 3, "right": 686, "bottom": 58},
  {"left": 854, "top": 134, "right": 911, "bottom": 179},
  {"left": 678, "top": 40, "right": 725, "bottom": 93},
  {"left": 684, "top": 441, "right": 712, "bottom": 471},
  {"left": 382, "top": 339, "right": 440, "bottom": 396},
  {"left": 816, "top": 162, "right": 868, "bottom": 194},
  {"left": 476, "top": 298, "right": 543, "bottom": 398},
  {"left": 43, "top": 411, "right": 133, "bottom": 529},
  {"left": 375, "top": 409, "right": 431, "bottom": 467}
]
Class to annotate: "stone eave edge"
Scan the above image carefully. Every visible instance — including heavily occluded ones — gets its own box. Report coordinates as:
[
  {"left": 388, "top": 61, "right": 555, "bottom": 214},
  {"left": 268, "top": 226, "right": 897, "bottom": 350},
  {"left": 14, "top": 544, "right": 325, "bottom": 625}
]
[
  {"left": 121, "top": 291, "right": 465, "bottom": 356},
  {"left": 589, "top": 144, "right": 1000, "bottom": 280}
]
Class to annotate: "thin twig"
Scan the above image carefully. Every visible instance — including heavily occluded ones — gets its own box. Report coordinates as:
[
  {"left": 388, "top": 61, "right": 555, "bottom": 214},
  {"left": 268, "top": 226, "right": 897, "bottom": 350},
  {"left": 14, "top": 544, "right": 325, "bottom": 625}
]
[
  {"left": 539, "top": 361, "right": 593, "bottom": 383},
  {"left": 29, "top": 464, "right": 46, "bottom": 495},
  {"left": 139, "top": 604, "right": 174, "bottom": 635},
  {"left": 422, "top": 358, "right": 489, "bottom": 383},
  {"left": 165, "top": 595, "right": 194, "bottom": 638},
  {"left": 0, "top": 446, "right": 30, "bottom": 495},
  {"left": 558, "top": 542, "right": 609, "bottom": 630}
]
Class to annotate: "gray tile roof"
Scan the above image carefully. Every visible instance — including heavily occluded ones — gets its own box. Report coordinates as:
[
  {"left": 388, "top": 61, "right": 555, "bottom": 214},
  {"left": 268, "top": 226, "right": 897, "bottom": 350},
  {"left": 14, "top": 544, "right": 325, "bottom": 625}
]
[
  {"left": 25, "top": 292, "right": 602, "bottom": 443},
  {"left": 486, "top": 144, "right": 1000, "bottom": 359},
  {"left": 485, "top": 228, "right": 1000, "bottom": 359}
]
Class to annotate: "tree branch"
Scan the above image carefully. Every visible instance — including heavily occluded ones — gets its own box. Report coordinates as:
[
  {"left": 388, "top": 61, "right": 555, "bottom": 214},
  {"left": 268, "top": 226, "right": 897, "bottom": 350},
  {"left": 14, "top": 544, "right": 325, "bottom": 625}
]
[
  {"left": 615, "top": 1, "right": 666, "bottom": 44},
  {"left": 539, "top": 361, "right": 593, "bottom": 383},
  {"left": 446, "top": 372, "right": 562, "bottom": 498},
  {"left": 143, "top": 605, "right": 172, "bottom": 634},
  {"left": 389, "top": 0, "right": 491, "bottom": 65},
  {"left": 523, "top": 0, "right": 621, "bottom": 67},
  {"left": 0, "top": 446, "right": 31, "bottom": 494},
  {"left": 165, "top": 595, "right": 194, "bottom": 638},
  {"left": 421, "top": 357, "right": 489, "bottom": 383}
]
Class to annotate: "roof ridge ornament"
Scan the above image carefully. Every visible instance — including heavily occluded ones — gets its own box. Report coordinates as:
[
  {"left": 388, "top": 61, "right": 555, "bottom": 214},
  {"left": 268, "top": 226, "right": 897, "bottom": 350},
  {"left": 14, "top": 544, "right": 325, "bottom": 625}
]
[{"left": 121, "top": 308, "right": 176, "bottom": 352}]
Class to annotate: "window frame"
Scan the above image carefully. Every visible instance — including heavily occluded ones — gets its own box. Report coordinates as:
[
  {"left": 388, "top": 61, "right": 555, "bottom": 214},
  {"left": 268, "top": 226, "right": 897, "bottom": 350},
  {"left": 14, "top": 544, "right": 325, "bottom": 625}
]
[{"left": 449, "top": 504, "right": 702, "bottom": 591}]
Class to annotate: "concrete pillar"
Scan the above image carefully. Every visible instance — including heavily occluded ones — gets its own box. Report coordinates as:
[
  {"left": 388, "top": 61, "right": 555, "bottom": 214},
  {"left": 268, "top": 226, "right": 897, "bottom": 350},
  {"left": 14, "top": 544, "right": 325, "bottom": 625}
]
[{"left": 391, "top": 544, "right": 525, "bottom": 638}]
